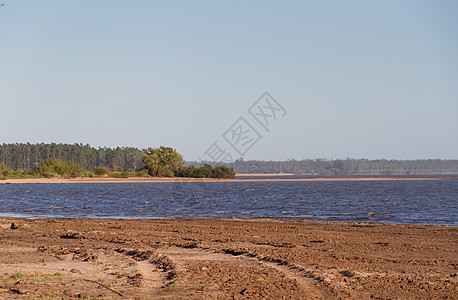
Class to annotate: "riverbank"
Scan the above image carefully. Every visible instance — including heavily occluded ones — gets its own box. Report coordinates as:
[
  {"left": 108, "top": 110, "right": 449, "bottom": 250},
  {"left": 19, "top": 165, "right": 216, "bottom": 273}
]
[
  {"left": 1, "top": 176, "right": 456, "bottom": 184},
  {"left": 0, "top": 218, "right": 456, "bottom": 299}
]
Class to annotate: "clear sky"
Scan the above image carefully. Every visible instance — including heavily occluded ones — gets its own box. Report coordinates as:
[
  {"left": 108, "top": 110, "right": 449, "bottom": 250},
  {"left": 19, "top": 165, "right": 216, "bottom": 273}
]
[{"left": 1, "top": 1, "right": 457, "bottom": 161}]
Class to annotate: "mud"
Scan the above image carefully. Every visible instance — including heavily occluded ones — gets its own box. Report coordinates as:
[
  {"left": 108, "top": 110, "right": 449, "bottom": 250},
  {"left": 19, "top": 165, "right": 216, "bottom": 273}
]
[{"left": 0, "top": 218, "right": 456, "bottom": 299}]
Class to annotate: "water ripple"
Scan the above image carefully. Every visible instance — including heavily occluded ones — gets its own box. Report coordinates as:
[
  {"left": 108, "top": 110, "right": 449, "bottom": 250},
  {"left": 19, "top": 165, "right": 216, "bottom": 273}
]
[{"left": 0, "top": 180, "right": 456, "bottom": 225}]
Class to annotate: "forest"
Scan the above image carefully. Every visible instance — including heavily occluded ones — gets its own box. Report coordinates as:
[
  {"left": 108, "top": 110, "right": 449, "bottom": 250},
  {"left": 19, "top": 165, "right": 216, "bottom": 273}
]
[
  {"left": 211, "top": 158, "right": 458, "bottom": 176},
  {"left": 0, "top": 143, "right": 143, "bottom": 171},
  {"left": 1, "top": 143, "right": 457, "bottom": 176},
  {"left": 0, "top": 143, "right": 235, "bottom": 179}
]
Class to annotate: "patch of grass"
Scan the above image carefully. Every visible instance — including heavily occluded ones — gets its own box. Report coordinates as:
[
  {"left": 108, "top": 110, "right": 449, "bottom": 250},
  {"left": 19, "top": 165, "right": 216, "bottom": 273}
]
[
  {"left": 109, "top": 171, "right": 134, "bottom": 178},
  {"left": 26, "top": 293, "right": 106, "bottom": 300},
  {"left": 5, "top": 173, "right": 43, "bottom": 179},
  {"left": 53, "top": 272, "right": 63, "bottom": 276},
  {"left": 340, "top": 269, "right": 357, "bottom": 278},
  {"left": 27, "top": 297, "right": 69, "bottom": 300},
  {"left": 10, "top": 272, "right": 24, "bottom": 279}
]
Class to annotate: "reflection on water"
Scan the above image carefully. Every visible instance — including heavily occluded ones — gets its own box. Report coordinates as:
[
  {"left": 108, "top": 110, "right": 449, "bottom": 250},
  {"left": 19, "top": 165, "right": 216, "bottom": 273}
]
[{"left": 0, "top": 180, "right": 456, "bottom": 225}]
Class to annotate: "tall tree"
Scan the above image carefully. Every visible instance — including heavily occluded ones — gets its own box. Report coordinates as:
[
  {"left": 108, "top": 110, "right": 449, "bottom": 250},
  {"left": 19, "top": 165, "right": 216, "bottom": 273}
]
[{"left": 143, "top": 146, "right": 185, "bottom": 177}]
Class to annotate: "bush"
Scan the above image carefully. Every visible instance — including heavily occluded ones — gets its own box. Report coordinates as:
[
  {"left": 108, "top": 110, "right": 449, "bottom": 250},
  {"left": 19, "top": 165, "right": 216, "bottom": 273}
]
[
  {"left": 0, "top": 162, "right": 10, "bottom": 177},
  {"left": 197, "top": 164, "right": 214, "bottom": 178},
  {"left": 9, "top": 169, "right": 27, "bottom": 178},
  {"left": 32, "top": 159, "right": 84, "bottom": 178},
  {"left": 93, "top": 167, "right": 108, "bottom": 175},
  {"left": 177, "top": 164, "right": 235, "bottom": 179},
  {"left": 212, "top": 165, "right": 235, "bottom": 178},
  {"left": 109, "top": 171, "right": 131, "bottom": 178},
  {"left": 178, "top": 165, "right": 197, "bottom": 177},
  {"left": 135, "top": 169, "right": 149, "bottom": 177}
]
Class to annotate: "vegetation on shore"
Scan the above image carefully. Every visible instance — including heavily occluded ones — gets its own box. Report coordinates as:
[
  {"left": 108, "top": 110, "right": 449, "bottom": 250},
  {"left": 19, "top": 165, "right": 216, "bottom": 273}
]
[
  {"left": 142, "top": 146, "right": 235, "bottom": 179},
  {"left": 1, "top": 143, "right": 457, "bottom": 178},
  {"left": 0, "top": 146, "right": 235, "bottom": 180}
]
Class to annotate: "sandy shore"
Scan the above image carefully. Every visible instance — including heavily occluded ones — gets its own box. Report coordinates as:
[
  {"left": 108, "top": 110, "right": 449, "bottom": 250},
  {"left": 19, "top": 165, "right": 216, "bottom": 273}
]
[
  {"left": 1, "top": 176, "right": 455, "bottom": 184},
  {"left": 0, "top": 218, "right": 456, "bottom": 299}
]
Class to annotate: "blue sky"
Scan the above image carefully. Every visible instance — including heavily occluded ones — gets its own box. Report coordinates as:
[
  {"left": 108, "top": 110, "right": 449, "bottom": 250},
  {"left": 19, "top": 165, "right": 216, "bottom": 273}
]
[{"left": 1, "top": 1, "right": 457, "bottom": 161}]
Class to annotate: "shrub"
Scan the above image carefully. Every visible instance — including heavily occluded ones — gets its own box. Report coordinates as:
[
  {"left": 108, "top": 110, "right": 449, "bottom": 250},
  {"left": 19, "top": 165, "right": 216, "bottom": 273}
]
[
  {"left": 32, "top": 159, "right": 84, "bottom": 178},
  {"left": 212, "top": 165, "right": 235, "bottom": 178},
  {"left": 177, "top": 164, "right": 235, "bottom": 179},
  {"left": 135, "top": 169, "right": 149, "bottom": 177},
  {"left": 109, "top": 171, "right": 131, "bottom": 178},
  {"left": 0, "top": 162, "right": 10, "bottom": 177},
  {"left": 178, "top": 165, "right": 197, "bottom": 177},
  {"left": 93, "top": 167, "right": 108, "bottom": 175}
]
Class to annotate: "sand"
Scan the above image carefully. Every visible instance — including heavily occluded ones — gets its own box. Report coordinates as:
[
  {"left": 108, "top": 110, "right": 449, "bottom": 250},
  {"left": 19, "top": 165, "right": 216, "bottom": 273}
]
[
  {"left": 0, "top": 218, "right": 456, "bottom": 299},
  {"left": 0, "top": 176, "right": 455, "bottom": 184}
]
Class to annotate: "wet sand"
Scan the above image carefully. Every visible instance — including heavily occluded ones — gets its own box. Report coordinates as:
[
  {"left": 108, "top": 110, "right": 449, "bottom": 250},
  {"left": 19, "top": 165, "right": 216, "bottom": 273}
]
[{"left": 0, "top": 218, "right": 456, "bottom": 299}]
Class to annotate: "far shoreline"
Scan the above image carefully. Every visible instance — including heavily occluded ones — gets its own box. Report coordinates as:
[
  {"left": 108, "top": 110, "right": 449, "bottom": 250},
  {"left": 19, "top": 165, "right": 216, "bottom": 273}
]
[{"left": 1, "top": 176, "right": 456, "bottom": 184}]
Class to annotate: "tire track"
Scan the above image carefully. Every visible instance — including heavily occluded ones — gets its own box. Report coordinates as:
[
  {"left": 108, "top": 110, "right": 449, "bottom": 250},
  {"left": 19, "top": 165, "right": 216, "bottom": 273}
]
[{"left": 157, "top": 246, "right": 326, "bottom": 299}]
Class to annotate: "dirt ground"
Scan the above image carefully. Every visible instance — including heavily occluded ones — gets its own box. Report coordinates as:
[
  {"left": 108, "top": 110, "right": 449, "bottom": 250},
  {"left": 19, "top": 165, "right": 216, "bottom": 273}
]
[{"left": 0, "top": 218, "right": 456, "bottom": 299}]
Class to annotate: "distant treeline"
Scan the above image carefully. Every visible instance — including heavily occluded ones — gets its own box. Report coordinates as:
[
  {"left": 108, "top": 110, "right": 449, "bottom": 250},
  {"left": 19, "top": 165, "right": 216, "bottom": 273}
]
[
  {"left": 0, "top": 143, "right": 143, "bottom": 171},
  {"left": 1, "top": 143, "right": 457, "bottom": 176},
  {"left": 193, "top": 158, "right": 458, "bottom": 176}
]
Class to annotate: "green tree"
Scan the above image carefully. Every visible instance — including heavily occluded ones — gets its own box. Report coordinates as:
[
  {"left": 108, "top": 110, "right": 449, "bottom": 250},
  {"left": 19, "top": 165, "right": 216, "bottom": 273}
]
[
  {"left": 93, "top": 166, "right": 108, "bottom": 175},
  {"left": 142, "top": 146, "right": 185, "bottom": 177}
]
